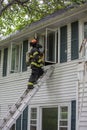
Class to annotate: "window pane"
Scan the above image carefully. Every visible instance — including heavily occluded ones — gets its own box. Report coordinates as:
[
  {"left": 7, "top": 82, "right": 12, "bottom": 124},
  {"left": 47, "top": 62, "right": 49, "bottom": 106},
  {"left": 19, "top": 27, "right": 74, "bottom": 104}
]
[
  {"left": 84, "top": 22, "right": 87, "bottom": 38},
  {"left": 59, "top": 127, "right": 67, "bottom": 130},
  {"left": 30, "top": 126, "right": 36, "bottom": 130},
  {"left": 61, "top": 107, "right": 68, "bottom": 112},
  {"left": 60, "top": 121, "right": 68, "bottom": 126},
  {"left": 42, "top": 108, "right": 58, "bottom": 130},
  {"left": 60, "top": 112, "right": 68, "bottom": 119},
  {"left": 30, "top": 120, "right": 37, "bottom": 124},
  {"left": 47, "top": 32, "right": 55, "bottom": 62},
  {"left": 60, "top": 107, "right": 68, "bottom": 119}
]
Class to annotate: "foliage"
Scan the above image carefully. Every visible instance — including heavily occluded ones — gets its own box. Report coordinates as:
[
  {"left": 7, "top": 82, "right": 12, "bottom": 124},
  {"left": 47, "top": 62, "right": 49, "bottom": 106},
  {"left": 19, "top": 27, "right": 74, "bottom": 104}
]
[{"left": 0, "top": 0, "right": 86, "bottom": 36}]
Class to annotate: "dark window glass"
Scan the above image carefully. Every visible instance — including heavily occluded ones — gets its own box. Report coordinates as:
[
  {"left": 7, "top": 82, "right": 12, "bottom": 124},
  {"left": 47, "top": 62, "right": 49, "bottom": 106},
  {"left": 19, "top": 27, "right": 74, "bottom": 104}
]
[
  {"left": 47, "top": 32, "right": 55, "bottom": 62},
  {"left": 42, "top": 108, "right": 58, "bottom": 130}
]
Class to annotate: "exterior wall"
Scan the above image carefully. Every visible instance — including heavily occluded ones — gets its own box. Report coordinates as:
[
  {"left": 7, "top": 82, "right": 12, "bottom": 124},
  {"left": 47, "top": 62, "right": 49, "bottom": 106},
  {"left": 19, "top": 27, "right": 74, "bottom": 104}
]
[
  {"left": 0, "top": 67, "right": 31, "bottom": 119},
  {"left": 30, "top": 61, "right": 78, "bottom": 105}
]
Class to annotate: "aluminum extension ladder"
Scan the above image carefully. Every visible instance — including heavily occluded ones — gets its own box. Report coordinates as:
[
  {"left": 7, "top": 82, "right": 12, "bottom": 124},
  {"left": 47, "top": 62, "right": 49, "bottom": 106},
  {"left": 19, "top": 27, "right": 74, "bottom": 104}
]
[
  {"left": 0, "top": 66, "right": 54, "bottom": 130},
  {"left": 78, "top": 60, "right": 87, "bottom": 130}
]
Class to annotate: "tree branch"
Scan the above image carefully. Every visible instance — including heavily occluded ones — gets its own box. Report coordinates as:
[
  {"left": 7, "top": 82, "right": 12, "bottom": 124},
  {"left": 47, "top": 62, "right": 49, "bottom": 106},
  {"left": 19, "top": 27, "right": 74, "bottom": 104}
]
[{"left": 0, "top": 0, "right": 30, "bottom": 17}]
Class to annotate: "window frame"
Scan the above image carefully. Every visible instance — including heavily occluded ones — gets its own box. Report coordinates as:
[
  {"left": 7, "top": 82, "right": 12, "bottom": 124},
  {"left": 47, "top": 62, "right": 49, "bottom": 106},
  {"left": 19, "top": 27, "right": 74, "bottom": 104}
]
[
  {"left": 29, "top": 103, "right": 71, "bottom": 130},
  {"left": 29, "top": 107, "right": 38, "bottom": 130},
  {"left": 10, "top": 42, "right": 22, "bottom": 73},
  {"left": 45, "top": 28, "right": 57, "bottom": 63},
  {"left": 10, "top": 40, "right": 28, "bottom": 73}
]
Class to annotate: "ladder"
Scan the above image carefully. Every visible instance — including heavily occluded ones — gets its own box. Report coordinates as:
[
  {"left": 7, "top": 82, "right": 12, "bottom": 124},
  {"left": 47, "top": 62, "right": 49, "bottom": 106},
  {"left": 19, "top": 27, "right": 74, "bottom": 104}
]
[
  {"left": 78, "top": 38, "right": 87, "bottom": 130},
  {"left": 0, "top": 66, "right": 54, "bottom": 130},
  {"left": 78, "top": 60, "right": 87, "bottom": 130}
]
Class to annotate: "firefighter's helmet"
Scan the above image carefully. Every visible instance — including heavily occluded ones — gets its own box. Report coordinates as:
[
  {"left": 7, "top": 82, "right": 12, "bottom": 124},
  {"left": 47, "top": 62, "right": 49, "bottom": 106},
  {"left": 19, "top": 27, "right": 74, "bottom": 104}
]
[{"left": 30, "top": 39, "right": 37, "bottom": 44}]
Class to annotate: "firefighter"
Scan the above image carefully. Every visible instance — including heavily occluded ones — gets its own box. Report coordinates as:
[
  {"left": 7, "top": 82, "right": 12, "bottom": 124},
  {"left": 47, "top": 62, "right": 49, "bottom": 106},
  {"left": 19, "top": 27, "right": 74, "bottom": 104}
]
[{"left": 27, "top": 38, "right": 44, "bottom": 89}]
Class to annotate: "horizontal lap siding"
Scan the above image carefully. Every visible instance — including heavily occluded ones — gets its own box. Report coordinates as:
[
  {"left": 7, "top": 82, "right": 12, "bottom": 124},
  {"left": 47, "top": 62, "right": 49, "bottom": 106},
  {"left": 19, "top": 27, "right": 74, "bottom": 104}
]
[
  {"left": 0, "top": 69, "right": 31, "bottom": 119},
  {"left": 0, "top": 61, "right": 78, "bottom": 119},
  {"left": 78, "top": 82, "right": 87, "bottom": 129},
  {"left": 30, "top": 61, "right": 78, "bottom": 105}
]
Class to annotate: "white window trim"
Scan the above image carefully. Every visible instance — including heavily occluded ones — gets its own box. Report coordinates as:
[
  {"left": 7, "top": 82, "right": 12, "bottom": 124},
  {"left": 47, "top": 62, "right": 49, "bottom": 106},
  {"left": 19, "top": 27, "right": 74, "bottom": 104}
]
[
  {"left": 45, "top": 28, "right": 57, "bottom": 63},
  {"left": 10, "top": 42, "right": 23, "bottom": 73},
  {"left": 29, "top": 102, "right": 71, "bottom": 130}
]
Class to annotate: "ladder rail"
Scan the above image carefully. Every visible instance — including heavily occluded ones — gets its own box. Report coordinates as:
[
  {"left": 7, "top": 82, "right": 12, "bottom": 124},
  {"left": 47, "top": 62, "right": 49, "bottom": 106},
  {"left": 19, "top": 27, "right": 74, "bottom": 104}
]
[
  {"left": 78, "top": 61, "right": 87, "bottom": 130},
  {"left": 79, "top": 62, "right": 86, "bottom": 118},
  {"left": 0, "top": 66, "right": 54, "bottom": 130}
]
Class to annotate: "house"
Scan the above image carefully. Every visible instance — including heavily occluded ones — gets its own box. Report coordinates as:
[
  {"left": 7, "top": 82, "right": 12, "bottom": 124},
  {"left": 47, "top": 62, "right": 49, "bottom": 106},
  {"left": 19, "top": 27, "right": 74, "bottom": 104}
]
[{"left": 0, "top": 2, "right": 87, "bottom": 130}]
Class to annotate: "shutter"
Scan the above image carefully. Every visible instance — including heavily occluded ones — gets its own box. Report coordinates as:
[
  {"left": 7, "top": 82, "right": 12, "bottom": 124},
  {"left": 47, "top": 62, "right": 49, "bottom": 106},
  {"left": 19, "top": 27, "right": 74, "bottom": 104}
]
[
  {"left": 22, "top": 106, "right": 28, "bottom": 130},
  {"left": 71, "top": 100, "right": 76, "bottom": 130},
  {"left": 71, "top": 21, "right": 79, "bottom": 60},
  {"left": 16, "top": 115, "right": 21, "bottom": 130},
  {"left": 22, "top": 40, "right": 28, "bottom": 72},
  {"left": 0, "top": 50, "right": 1, "bottom": 64},
  {"left": 60, "top": 26, "right": 67, "bottom": 63},
  {"left": 3, "top": 48, "right": 8, "bottom": 76}
]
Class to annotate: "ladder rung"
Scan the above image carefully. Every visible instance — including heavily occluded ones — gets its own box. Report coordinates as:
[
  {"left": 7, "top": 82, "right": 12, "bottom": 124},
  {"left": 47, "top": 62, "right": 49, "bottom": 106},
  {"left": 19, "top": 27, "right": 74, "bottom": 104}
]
[
  {"left": 15, "top": 103, "right": 22, "bottom": 108},
  {"left": 9, "top": 110, "right": 15, "bottom": 115}
]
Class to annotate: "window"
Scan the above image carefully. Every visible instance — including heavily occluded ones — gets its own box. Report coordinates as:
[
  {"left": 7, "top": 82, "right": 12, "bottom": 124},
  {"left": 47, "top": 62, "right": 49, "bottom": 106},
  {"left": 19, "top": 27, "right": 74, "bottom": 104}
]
[
  {"left": 42, "top": 108, "right": 58, "bottom": 130},
  {"left": 45, "top": 28, "right": 57, "bottom": 64},
  {"left": 30, "top": 102, "right": 76, "bottom": 130},
  {"left": 42, "top": 105, "right": 71, "bottom": 130},
  {"left": 84, "top": 22, "right": 87, "bottom": 38},
  {"left": 10, "top": 40, "right": 28, "bottom": 73},
  {"left": 3, "top": 48, "right": 8, "bottom": 76},
  {"left": 59, "top": 106, "right": 68, "bottom": 130},
  {"left": 30, "top": 108, "right": 37, "bottom": 130},
  {"left": 71, "top": 21, "right": 79, "bottom": 60},
  {"left": 60, "top": 26, "right": 67, "bottom": 63},
  {"left": 11, "top": 44, "right": 22, "bottom": 73}
]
